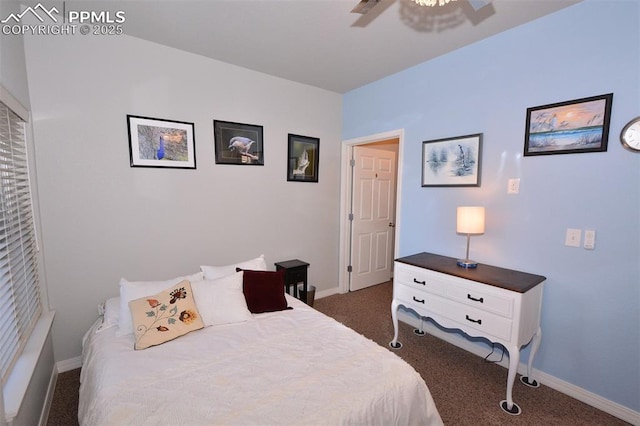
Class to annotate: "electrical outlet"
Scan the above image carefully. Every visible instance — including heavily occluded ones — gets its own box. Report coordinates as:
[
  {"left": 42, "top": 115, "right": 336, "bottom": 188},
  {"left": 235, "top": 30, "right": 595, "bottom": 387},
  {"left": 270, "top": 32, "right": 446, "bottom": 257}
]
[
  {"left": 565, "top": 228, "right": 581, "bottom": 247},
  {"left": 507, "top": 178, "right": 520, "bottom": 194},
  {"left": 584, "top": 230, "right": 596, "bottom": 250}
]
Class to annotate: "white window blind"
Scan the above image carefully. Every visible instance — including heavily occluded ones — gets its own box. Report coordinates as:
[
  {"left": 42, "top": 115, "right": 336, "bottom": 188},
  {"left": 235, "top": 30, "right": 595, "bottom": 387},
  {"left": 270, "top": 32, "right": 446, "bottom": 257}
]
[{"left": 0, "top": 102, "right": 41, "bottom": 384}]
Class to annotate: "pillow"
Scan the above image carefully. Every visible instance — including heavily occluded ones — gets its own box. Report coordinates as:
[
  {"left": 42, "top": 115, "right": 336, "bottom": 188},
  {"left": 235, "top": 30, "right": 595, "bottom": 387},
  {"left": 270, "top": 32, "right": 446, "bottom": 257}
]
[
  {"left": 200, "top": 254, "right": 267, "bottom": 280},
  {"left": 191, "top": 272, "right": 252, "bottom": 327},
  {"left": 241, "top": 269, "right": 290, "bottom": 314},
  {"left": 117, "top": 271, "right": 204, "bottom": 336},
  {"left": 129, "top": 280, "right": 204, "bottom": 350},
  {"left": 96, "top": 297, "right": 120, "bottom": 333}
]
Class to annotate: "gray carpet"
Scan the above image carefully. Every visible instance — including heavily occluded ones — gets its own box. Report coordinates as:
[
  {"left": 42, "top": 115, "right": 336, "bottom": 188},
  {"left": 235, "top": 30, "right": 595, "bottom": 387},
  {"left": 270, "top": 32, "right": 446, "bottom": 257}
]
[{"left": 47, "top": 281, "right": 629, "bottom": 425}]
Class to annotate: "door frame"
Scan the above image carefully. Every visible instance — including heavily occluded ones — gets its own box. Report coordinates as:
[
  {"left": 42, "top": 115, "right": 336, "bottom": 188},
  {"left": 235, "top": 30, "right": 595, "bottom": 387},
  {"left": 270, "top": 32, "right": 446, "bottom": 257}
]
[{"left": 338, "top": 128, "right": 405, "bottom": 294}]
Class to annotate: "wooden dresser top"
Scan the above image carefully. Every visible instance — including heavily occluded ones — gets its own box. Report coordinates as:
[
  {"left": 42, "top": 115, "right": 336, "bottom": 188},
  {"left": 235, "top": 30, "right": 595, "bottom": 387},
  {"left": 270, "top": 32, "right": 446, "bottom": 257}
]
[{"left": 396, "top": 252, "right": 546, "bottom": 293}]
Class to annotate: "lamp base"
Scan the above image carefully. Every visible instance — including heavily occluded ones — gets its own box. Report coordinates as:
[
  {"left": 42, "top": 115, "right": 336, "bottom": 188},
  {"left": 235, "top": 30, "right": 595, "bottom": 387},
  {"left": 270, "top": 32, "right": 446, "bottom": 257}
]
[{"left": 457, "top": 259, "right": 478, "bottom": 268}]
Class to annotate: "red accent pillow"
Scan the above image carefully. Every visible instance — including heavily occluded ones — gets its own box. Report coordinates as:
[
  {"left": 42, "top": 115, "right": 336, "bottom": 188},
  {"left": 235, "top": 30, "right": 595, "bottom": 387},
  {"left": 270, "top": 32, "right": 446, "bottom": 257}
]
[{"left": 240, "top": 269, "right": 290, "bottom": 313}]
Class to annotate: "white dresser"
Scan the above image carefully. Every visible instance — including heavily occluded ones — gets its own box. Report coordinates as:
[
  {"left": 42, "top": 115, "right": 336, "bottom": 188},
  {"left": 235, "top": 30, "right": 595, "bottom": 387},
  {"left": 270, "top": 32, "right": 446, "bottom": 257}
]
[{"left": 390, "top": 252, "right": 546, "bottom": 415}]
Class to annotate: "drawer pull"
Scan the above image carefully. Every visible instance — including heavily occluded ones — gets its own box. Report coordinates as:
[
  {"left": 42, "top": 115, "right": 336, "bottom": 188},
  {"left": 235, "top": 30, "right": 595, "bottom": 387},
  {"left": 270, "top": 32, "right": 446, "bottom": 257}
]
[
  {"left": 413, "top": 296, "right": 425, "bottom": 304},
  {"left": 465, "top": 315, "right": 482, "bottom": 325},
  {"left": 467, "top": 294, "right": 484, "bottom": 303},
  {"left": 413, "top": 278, "right": 426, "bottom": 286}
]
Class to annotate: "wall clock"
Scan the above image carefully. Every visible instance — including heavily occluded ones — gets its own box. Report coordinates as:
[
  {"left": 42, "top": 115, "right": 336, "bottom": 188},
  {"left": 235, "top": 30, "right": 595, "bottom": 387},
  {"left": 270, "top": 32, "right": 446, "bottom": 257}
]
[{"left": 620, "top": 116, "right": 640, "bottom": 152}]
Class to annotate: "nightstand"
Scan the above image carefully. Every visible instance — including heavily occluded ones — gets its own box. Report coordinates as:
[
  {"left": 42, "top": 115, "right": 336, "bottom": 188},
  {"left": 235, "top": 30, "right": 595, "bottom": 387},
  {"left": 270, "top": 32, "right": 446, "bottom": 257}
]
[{"left": 274, "top": 259, "right": 309, "bottom": 303}]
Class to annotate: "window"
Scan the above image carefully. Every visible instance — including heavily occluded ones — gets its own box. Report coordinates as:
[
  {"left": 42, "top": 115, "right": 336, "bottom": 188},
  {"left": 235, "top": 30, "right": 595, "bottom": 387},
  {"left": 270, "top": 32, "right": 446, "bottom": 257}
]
[{"left": 0, "top": 101, "right": 41, "bottom": 384}]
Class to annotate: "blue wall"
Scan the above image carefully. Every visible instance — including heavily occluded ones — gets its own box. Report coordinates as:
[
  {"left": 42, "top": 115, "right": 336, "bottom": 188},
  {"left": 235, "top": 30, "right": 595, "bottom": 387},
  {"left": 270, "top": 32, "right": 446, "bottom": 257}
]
[{"left": 344, "top": 0, "right": 639, "bottom": 412}]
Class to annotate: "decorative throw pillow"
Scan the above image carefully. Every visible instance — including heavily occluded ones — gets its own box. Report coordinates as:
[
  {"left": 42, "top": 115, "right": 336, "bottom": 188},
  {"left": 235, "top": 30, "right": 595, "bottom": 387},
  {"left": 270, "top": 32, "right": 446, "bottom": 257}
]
[
  {"left": 191, "top": 271, "right": 252, "bottom": 327},
  {"left": 200, "top": 254, "right": 267, "bottom": 280},
  {"left": 117, "top": 271, "right": 204, "bottom": 336},
  {"left": 129, "top": 280, "right": 204, "bottom": 350},
  {"left": 241, "top": 269, "right": 290, "bottom": 314}
]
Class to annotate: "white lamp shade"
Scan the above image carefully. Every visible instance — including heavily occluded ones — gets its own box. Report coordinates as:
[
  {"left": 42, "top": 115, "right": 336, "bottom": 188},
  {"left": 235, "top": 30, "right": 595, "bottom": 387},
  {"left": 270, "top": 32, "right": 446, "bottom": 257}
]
[{"left": 457, "top": 206, "right": 485, "bottom": 234}]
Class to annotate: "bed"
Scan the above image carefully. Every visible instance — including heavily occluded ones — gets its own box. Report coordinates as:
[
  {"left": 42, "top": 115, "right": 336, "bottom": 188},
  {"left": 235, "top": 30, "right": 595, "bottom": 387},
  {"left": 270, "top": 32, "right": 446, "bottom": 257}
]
[{"left": 78, "top": 257, "right": 442, "bottom": 425}]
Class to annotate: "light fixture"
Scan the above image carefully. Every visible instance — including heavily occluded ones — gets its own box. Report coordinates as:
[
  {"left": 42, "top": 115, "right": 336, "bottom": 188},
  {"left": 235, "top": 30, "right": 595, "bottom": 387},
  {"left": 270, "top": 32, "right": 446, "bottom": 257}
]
[
  {"left": 412, "top": 0, "right": 457, "bottom": 6},
  {"left": 456, "top": 206, "right": 485, "bottom": 268}
]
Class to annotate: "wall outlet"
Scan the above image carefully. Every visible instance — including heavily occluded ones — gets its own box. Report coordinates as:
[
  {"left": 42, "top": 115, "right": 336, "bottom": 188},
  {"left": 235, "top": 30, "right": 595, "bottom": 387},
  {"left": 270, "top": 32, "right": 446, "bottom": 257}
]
[
  {"left": 508, "top": 178, "right": 520, "bottom": 194},
  {"left": 565, "top": 228, "right": 581, "bottom": 247},
  {"left": 584, "top": 230, "right": 596, "bottom": 250}
]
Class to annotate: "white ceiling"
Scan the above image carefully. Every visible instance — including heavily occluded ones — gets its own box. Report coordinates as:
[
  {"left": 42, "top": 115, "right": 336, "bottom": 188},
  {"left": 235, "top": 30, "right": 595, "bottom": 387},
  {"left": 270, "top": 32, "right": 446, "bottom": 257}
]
[{"left": 65, "top": 0, "right": 580, "bottom": 93}]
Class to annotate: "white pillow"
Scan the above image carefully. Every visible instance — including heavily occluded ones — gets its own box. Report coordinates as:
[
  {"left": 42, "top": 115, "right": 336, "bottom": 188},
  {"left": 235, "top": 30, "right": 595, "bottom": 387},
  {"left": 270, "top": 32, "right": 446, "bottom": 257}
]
[
  {"left": 191, "top": 271, "right": 252, "bottom": 327},
  {"left": 116, "top": 271, "right": 204, "bottom": 336},
  {"left": 200, "top": 254, "right": 267, "bottom": 280},
  {"left": 98, "top": 297, "right": 120, "bottom": 331}
]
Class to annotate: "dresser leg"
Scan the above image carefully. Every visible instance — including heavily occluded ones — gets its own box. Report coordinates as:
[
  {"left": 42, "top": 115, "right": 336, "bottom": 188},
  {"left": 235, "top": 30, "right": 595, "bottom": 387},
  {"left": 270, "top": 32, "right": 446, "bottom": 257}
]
[
  {"left": 500, "top": 346, "right": 522, "bottom": 415},
  {"left": 389, "top": 300, "right": 402, "bottom": 349},
  {"left": 413, "top": 317, "right": 426, "bottom": 336},
  {"left": 521, "top": 327, "right": 541, "bottom": 388}
]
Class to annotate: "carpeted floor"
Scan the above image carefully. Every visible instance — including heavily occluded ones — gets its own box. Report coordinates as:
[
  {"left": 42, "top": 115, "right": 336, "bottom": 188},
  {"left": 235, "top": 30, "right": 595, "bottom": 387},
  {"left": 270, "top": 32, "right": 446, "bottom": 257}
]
[{"left": 48, "top": 281, "right": 630, "bottom": 425}]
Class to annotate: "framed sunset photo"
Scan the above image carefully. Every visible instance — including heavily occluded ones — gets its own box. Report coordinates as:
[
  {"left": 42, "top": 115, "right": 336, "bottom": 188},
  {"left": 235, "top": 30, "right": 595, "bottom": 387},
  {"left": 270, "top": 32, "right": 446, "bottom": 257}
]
[{"left": 524, "top": 93, "right": 613, "bottom": 156}]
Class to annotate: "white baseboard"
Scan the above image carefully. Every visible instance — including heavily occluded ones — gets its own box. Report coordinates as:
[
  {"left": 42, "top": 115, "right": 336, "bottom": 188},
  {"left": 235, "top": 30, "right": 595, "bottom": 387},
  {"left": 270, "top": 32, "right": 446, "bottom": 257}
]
[
  {"left": 397, "top": 311, "right": 639, "bottom": 425},
  {"left": 56, "top": 357, "right": 81, "bottom": 373},
  {"left": 38, "top": 365, "right": 58, "bottom": 426},
  {"left": 316, "top": 287, "right": 340, "bottom": 300},
  {"left": 38, "top": 357, "right": 81, "bottom": 426},
  {"left": 534, "top": 369, "right": 639, "bottom": 425}
]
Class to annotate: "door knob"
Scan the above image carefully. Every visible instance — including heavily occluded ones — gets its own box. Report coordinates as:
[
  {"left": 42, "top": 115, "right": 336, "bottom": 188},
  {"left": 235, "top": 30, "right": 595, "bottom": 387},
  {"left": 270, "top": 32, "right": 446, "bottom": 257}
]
[{"left": 389, "top": 222, "right": 395, "bottom": 227}]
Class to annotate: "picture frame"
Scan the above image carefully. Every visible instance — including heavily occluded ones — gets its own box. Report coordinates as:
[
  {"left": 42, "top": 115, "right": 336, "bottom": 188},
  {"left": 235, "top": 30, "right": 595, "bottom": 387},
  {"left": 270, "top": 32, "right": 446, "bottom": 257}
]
[
  {"left": 422, "top": 133, "right": 482, "bottom": 187},
  {"left": 127, "top": 115, "right": 196, "bottom": 169},
  {"left": 524, "top": 93, "right": 613, "bottom": 156},
  {"left": 213, "top": 120, "right": 264, "bottom": 165},
  {"left": 287, "top": 134, "right": 319, "bottom": 182}
]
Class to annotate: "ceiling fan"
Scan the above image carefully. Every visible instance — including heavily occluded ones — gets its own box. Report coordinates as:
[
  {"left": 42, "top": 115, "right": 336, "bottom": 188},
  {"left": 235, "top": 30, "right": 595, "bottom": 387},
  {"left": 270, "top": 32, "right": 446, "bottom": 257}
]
[{"left": 351, "top": 0, "right": 493, "bottom": 27}]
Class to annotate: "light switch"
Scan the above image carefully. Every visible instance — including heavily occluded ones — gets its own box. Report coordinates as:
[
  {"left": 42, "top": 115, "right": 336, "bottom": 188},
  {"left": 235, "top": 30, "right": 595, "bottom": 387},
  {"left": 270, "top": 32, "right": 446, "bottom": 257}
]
[
  {"left": 508, "top": 178, "right": 520, "bottom": 194},
  {"left": 584, "top": 230, "right": 596, "bottom": 250},
  {"left": 565, "top": 228, "right": 581, "bottom": 247}
]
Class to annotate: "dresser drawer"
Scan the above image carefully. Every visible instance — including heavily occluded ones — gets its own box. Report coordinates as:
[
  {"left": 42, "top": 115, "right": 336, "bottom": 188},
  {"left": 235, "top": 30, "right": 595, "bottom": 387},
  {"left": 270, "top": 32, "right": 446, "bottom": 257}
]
[
  {"left": 395, "top": 284, "right": 514, "bottom": 342},
  {"left": 395, "top": 262, "right": 514, "bottom": 319}
]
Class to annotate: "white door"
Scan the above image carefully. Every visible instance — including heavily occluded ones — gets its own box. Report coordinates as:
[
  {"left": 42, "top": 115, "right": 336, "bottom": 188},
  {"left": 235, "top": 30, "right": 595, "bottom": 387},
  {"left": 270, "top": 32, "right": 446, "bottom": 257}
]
[{"left": 349, "top": 146, "right": 397, "bottom": 291}]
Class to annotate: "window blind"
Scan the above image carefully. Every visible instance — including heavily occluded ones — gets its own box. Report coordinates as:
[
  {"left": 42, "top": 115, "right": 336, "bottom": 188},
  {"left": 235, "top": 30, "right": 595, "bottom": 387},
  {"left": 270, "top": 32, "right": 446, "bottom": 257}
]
[{"left": 0, "top": 102, "right": 41, "bottom": 384}]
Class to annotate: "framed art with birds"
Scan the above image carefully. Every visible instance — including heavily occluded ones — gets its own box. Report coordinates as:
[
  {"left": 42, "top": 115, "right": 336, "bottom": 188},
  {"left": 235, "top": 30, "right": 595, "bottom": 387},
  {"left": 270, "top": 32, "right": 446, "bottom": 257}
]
[
  {"left": 214, "top": 120, "right": 264, "bottom": 165},
  {"left": 127, "top": 115, "right": 196, "bottom": 169}
]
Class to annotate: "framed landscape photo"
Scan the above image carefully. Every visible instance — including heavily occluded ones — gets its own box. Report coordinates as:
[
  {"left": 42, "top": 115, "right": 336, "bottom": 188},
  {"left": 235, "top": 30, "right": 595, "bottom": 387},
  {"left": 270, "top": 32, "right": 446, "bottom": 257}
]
[
  {"left": 213, "top": 120, "right": 264, "bottom": 165},
  {"left": 127, "top": 115, "right": 196, "bottom": 169},
  {"left": 287, "top": 134, "right": 319, "bottom": 182},
  {"left": 524, "top": 93, "right": 613, "bottom": 156},
  {"left": 422, "top": 133, "right": 482, "bottom": 187}
]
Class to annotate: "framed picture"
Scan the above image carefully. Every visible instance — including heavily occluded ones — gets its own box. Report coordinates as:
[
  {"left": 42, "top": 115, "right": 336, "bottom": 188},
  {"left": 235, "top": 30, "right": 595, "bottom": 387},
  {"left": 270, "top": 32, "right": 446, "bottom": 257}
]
[
  {"left": 287, "top": 134, "right": 319, "bottom": 182},
  {"left": 422, "top": 133, "right": 482, "bottom": 187},
  {"left": 524, "top": 93, "right": 613, "bottom": 156},
  {"left": 127, "top": 115, "right": 196, "bottom": 169},
  {"left": 213, "top": 120, "right": 264, "bottom": 165}
]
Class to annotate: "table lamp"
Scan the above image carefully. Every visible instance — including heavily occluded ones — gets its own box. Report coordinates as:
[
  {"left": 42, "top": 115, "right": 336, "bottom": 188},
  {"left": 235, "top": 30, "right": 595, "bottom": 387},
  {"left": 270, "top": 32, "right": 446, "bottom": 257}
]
[{"left": 456, "top": 206, "right": 485, "bottom": 268}]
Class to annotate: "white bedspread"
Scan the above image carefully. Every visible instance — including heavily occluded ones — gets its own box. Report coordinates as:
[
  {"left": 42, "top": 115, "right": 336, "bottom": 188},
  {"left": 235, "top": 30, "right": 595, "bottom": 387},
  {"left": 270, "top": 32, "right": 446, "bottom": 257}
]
[{"left": 79, "top": 296, "right": 442, "bottom": 425}]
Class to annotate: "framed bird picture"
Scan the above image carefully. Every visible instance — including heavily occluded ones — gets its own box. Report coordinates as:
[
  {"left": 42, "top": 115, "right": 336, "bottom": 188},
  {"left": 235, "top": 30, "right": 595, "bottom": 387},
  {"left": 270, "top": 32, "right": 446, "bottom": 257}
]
[
  {"left": 213, "top": 120, "right": 264, "bottom": 165},
  {"left": 127, "top": 115, "right": 196, "bottom": 169},
  {"left": 287, "top": 134, "right": 319, "bottom": 182}
]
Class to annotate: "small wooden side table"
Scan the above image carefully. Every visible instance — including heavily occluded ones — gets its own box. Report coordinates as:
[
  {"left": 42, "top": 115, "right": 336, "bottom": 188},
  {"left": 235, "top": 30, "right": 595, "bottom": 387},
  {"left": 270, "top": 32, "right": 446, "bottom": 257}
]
[{"left": 274, "top": 259, "right": 309, "bottom": 302}]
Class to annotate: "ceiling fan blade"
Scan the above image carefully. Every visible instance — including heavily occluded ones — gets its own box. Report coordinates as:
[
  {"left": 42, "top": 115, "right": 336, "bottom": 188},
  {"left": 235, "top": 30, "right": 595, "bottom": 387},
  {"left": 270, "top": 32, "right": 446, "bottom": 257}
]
[
  {"left": 351, "top": 0, "right": 395, "bottom": 27},
  {"left": 351, "top": 0, "right": 379, "bottom": 14},
  {"left": 467, "top": 0, "right": 492, "bottom": 11}
]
